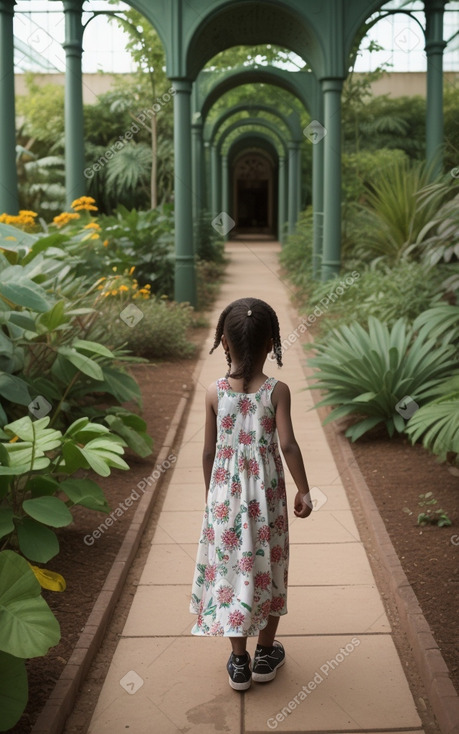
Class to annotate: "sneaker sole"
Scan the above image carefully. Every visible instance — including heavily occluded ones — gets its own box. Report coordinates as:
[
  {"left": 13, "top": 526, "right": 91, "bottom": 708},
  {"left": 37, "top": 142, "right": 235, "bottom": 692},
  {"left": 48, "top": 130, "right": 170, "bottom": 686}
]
[
  {"left": 228, "top": 676, "right": 252, "bottom": 691},
  {"left": 252, "top": 657, "right": 285, "bottom": 682}
]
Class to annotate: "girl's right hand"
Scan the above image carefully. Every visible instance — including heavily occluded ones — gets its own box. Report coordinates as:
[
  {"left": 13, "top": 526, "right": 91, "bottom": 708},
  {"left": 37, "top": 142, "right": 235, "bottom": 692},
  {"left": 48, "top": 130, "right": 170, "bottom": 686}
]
[{"left": 294, "top": 491, "right": 312, "bottom": 518}]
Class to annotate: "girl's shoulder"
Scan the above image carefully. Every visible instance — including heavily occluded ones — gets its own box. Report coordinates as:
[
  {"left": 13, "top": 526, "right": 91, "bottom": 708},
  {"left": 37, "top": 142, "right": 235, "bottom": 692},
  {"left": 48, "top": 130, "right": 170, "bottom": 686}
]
[{"left": 271, "top": 379, "right": 291, "bottom": 409}]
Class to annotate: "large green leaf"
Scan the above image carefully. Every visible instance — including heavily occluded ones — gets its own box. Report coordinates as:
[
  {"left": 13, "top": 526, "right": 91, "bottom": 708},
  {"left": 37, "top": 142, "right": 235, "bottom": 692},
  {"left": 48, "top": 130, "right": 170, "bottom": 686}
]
[
  {"left": 16, "top": 517, "right": 60, "bottom": 563},
  {"left": 0, "top": 651, "right": 28, "bottom": 732},
  {"left": 0, "top": 550, "right": 60, "bottom": 657},
  {"left": 0, "top": 508, "right": 14, "bottom": 540},
  {"left": 60, "top": 478, "right": 110, "bottom": 513},
  {"left": 0, "top": 266, "right": 51, "bottom": 312},
  {"left": 2, "top": 417, "right": 61, "bottom": 472},
  {"left": 56, "top": 346, "right": 103, "bottom": 381},
  {"left": 96, "top": 365, "right": 141, "bottom": 405},
  {"left": 104, "top": 413, "right": 153, "bottom": 457},
  {"left": 0, "top": 373, "right": 31, "bottom": 406},
  {"left": 23, "top": 496, "right": 73, "bottom": 528}
]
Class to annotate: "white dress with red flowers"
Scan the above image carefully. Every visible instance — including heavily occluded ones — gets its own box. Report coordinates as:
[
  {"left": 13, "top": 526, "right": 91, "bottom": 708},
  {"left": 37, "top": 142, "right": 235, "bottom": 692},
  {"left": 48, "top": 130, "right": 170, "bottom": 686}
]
[{"left": 190, "top": 377, "right": 289, "bottom": 636}]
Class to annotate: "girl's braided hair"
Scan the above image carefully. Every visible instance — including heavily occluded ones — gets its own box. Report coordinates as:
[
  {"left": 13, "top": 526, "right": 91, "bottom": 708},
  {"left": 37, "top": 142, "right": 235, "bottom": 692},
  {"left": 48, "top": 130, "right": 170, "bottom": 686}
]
[{"left": 210, "top": 297, "right": 283, "bottom": 391}]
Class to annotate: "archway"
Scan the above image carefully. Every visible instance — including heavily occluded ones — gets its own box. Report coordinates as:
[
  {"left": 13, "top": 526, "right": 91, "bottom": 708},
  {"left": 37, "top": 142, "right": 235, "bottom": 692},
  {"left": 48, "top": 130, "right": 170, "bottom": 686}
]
[{"left": 233, "top": 151, "right": 275, "bottom": 235}]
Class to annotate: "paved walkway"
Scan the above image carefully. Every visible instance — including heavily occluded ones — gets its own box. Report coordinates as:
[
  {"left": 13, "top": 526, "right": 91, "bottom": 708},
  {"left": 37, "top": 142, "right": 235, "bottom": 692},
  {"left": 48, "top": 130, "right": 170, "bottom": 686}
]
[{"left": 87, "top": 241, "right": 424, "bottom": 734}]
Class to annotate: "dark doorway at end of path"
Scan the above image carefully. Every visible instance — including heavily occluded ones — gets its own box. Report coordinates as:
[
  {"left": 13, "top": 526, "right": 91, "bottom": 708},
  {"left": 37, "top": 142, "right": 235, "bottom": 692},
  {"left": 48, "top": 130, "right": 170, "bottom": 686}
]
[{"left": 232, "top": 151, "right": 277, "bottom": 237}]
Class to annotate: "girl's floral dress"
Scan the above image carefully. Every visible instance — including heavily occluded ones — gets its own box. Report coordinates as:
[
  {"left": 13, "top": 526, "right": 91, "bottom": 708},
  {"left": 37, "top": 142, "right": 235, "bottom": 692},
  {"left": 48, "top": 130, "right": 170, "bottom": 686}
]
[{"left": 190, "top": 377, "right": 289, "bottom": 636}]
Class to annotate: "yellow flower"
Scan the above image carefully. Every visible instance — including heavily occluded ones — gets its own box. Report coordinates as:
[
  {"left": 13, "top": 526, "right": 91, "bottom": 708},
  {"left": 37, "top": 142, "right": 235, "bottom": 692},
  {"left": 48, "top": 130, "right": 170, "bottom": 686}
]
[
  {"left": 84, "top": 221, "right": 101, "bottom": 230},
  {"left": 53, "top": 212, "right": 80, "bottom": 227},
  {"left": 112, "top": 266, "right": 117, "bottom": 272},
  {"left": 103, "top": 239, "right": 109, "bottom": 247},
  {"left": 18, "top": 210, "right": 38, "bottom": 218},
  {"left": 111, "top": 289, "right": 118, "bottom": 296},
  {"left": 129, "top": 266, "right": 135, "bottom": 275},
  {"left": 90, "top": 233, "right": 99, "bottom": 240},
  {"left": 119, "top": 285, "right": 129, "bottom": 292},
  {"left": 71, "top": 196, "right": 98, "bottom": 212}
]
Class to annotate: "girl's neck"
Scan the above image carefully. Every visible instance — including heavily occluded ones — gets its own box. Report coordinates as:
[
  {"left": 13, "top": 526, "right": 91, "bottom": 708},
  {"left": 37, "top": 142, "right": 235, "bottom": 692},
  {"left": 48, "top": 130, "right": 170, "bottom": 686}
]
[{"left": 226, "top": 363, "right": 268, "bottom": 394}]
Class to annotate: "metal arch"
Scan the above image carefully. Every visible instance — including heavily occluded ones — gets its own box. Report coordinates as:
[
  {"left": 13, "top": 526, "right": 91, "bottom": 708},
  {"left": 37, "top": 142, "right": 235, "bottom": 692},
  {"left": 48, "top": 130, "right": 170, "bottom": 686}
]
[
  {"left": 196, "top": 65, "right": 320, "bottom": 122},
  {"left": 206, "top": 103, "right": 303, "bottom": 147},
  {"left": 215, "top": 117, "right": 288, "bottom": 158},
  {"left": 184, "top": 0, "right": 325, "bottom": 80}
]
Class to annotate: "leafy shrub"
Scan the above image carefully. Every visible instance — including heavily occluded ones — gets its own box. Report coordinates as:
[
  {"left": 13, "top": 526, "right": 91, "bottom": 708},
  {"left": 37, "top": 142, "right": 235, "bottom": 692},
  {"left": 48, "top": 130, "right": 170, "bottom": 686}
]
[
  {"left": 278, "top": 209, "right": 313, "bottom": 291},
  {"left": 308, "top": 316, "right": 458, "bottom": 441},
  {"left": 0, "top": 550, "right": 60, "bottom": 730},
  {"left": 93, "top": 297, "right": 195, "bottom": 359},
  {"left": 414, "top": 185, "right": 459, "bottom": 265},
  {"left": 356, "top": 159, "right": 445, "bottom": 264},
  {"left": 405, "top": 377, "right": 459, "bottom": 464},
  {"left": 306, "top": 260, "right": 445, "bottom": 337},
  {"left": 0, "top": 415, "right": 128, "bottom": 563}
]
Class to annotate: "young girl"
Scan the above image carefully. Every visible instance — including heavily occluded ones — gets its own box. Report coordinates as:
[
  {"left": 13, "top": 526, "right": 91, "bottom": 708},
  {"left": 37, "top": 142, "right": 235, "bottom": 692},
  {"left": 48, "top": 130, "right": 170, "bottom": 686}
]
[{"left": 190, "top": 297, "right": 312, "bottom": 690}]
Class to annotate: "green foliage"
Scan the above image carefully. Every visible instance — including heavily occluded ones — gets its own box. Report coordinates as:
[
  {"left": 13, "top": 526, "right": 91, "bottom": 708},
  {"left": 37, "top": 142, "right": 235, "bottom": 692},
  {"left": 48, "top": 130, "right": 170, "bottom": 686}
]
[
  {"left": 416, "top": 493, "right": 452, "bottom": 528},
  {"left": 0, "top": 550, "right": 60, "bottom": 730},
  {"left": 278, "top": 209, "right": 313, "bottom": 290},
  {"left": 307, "top": 261, "right": 444, "bottom": 337},
  {"left": 308, "top": 317, "right": 458, "bottom": 441},
  {"left": 16, "top": 75, "right": 65, "bottom": 146},
  {"left": 414, "top": 184, "right": 459, "bottom": 265},
  {"left": 405, "top": 377, "right": 459, "bottom": 464},
  {"left": 0, "top": 415, "right": 128, "bottom": 562},
  {"left": 97, "top": 297, "right": 196, "bottom": 360},
  {"left": 356, "top": 159, "right": 446, "bottom": 263},
  {"left": 97, "top": 204, "right": 175, "bottom": 295}
]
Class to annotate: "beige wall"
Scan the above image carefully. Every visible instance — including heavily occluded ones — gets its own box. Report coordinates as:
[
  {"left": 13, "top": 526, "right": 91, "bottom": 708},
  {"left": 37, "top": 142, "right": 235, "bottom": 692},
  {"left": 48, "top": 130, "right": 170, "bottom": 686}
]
[{"left": 14, "top": 71, "right": 459, "bottom": 104}]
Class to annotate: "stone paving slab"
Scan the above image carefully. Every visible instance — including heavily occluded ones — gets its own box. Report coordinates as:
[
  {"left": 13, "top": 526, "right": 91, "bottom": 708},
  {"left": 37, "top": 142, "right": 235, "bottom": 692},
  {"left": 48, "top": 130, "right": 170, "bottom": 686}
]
[{"left": 87, "top": 241, "right": 427, "bottom": 734}]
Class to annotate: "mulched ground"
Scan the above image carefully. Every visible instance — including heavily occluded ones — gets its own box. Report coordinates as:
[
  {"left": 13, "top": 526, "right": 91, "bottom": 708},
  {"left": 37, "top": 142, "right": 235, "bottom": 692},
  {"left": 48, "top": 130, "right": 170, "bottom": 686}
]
[
  {"left": 8, "top": 332, "right": 459, "bottom": 733},
  {"left": 349, "top": 429, "right": 459, "bottom": 694}
]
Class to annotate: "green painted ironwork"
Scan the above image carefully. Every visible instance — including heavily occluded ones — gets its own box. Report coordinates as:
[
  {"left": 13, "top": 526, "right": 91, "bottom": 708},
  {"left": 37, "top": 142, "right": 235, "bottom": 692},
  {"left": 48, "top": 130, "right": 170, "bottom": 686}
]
[{"left": 0, "top": 0, "right": 18, "bottom": 214}]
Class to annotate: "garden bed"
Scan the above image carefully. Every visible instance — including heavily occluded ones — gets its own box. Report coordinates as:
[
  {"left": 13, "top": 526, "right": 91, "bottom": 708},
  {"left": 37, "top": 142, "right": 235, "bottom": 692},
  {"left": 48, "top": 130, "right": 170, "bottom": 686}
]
[
  {"left": 9, "top": 353, "right": 202, "bottom": 734},
  {"left": 348, "top": 429, "right": 459, "bottom": 695}
]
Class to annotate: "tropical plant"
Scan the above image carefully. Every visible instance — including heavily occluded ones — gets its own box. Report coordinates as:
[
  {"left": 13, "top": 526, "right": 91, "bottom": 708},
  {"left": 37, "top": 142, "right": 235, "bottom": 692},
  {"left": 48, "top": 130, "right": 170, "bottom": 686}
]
[
  {"left": 405, "top": 376, "right": 459, "bottom": 464},
  {"left": 0, "top": 415, "right": 128, "bottom": 563},
  {"left": 414, "top": 185, "right": 459, "bottom": 265},
  {"left": 308, "top": 316, "right": 459, "bottom": 441},
  {"left": 357, "top": 159, "right": 446, "bottom": 263},
  {"left": 0, "top": 550, "right": 60, "bottom": 731}
]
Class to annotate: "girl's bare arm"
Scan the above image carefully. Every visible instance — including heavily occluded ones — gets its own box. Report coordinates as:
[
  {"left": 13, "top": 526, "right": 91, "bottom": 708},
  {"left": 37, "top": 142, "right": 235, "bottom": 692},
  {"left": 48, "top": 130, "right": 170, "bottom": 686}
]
[
  {"left": 203, "top": 383, "right": 218, "bottom": 499},
  {"left": 273, "top": 381, "right": 312, "bottom": 519}
]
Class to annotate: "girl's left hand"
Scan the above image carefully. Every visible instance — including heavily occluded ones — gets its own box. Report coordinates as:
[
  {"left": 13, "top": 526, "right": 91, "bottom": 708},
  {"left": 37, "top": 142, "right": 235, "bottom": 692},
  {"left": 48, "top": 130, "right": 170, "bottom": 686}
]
[{"left": 294, "top": 490, "right": 312, "bottom": 518}]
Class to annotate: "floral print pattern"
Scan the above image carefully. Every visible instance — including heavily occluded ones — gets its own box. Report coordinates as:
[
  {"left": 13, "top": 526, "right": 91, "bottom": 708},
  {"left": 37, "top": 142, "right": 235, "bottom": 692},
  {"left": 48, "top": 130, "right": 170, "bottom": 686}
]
[{"left": 190, "top": 377, "right": 289, "bottom": 636}]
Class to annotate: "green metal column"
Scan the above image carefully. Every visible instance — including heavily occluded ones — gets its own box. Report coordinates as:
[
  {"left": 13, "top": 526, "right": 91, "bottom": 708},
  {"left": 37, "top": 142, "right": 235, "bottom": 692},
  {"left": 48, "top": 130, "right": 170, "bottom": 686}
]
[
  {"left": 0, "top": 0, "right": 18, "bottom": 214},
  {"left": 287, "top": 141, "right": 301, "bottom": 235},
  {"left": 172, "top": 79, "right": 196, "bottom": 305},
  {"left": 312, "top": 93, "right": 325, "bottom": 279},
  {"left": 221, "top": 154, "right": 230, "bottom": 239},
  {"left": 210, "top": 144, "right": 220, "bottom": 216},
  {"left": 321, "top": 78, "right": 343, "bottom": 280},
  {"left": 277, "top": 155, "right": 287, "bottom": 244},
  {"left": 63, "top": 0, "right": 86, "bottom": 206},
  {"left": 425, "top": 0, "right": 447, "bottom": 175},
  {"left": 191, "top": 115, "right": 204, "bottom": 220}
]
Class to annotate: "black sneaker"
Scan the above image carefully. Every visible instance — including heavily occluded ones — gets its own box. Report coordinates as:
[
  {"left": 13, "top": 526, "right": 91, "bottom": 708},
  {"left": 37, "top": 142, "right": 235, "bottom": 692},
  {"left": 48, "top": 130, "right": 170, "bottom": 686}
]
[
  {"left": 227, "top": 651, "right": 252, "bottom": 690},
  {"left": 252, "top": 640, "right": 285, "bottom": 682}
]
